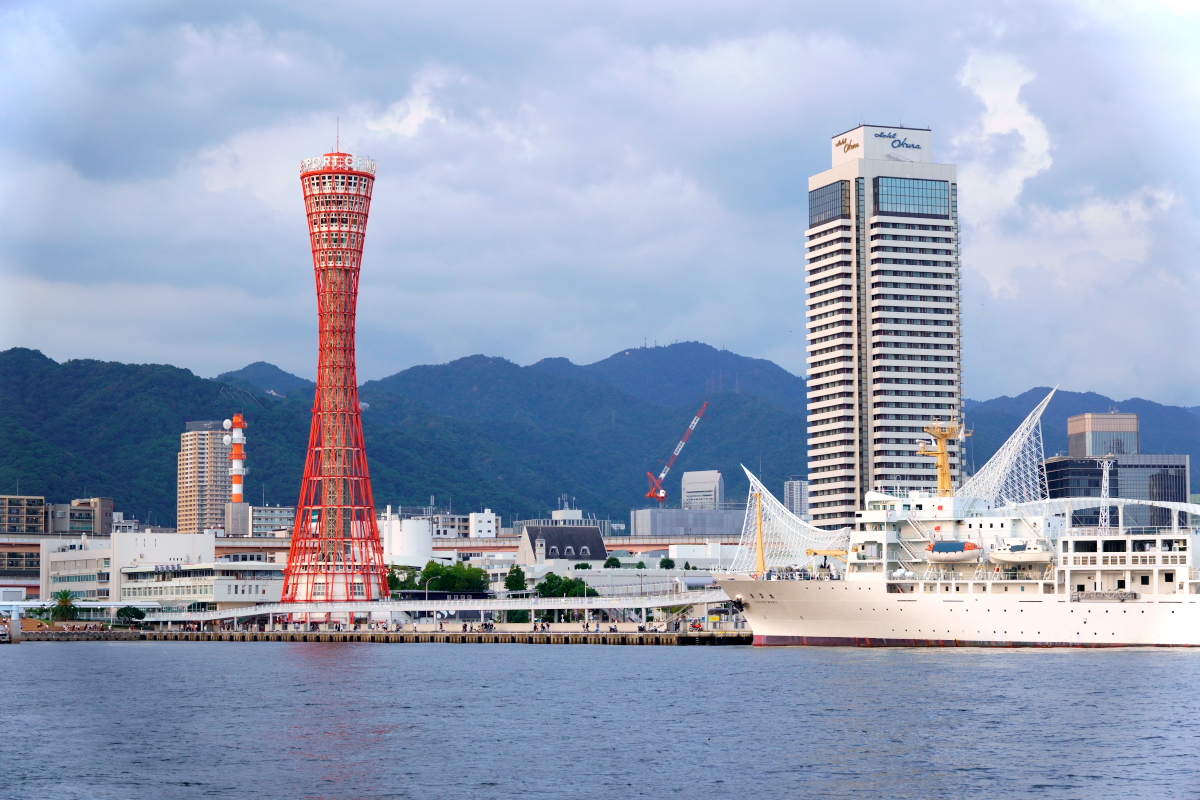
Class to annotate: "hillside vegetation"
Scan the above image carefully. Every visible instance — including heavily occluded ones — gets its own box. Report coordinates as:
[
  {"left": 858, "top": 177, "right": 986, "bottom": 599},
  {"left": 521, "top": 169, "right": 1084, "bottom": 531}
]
[{"left": 2, "top": 343, "right": 1194, "bottom": 528}]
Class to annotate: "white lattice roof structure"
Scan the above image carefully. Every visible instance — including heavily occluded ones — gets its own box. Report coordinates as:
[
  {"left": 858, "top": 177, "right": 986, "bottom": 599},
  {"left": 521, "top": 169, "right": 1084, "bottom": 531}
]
[
  {"left": 958, "top": 388, "right": 1056, "bottom": 506},
  {"left": 728, "top": 466, "right": 851, "bottom": 573}
]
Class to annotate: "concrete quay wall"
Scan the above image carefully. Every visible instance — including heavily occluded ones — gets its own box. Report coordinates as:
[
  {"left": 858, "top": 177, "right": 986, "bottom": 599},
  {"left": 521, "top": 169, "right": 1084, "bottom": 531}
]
[{"left": 21, "top": 630, "right": 751, "bottom": 646}]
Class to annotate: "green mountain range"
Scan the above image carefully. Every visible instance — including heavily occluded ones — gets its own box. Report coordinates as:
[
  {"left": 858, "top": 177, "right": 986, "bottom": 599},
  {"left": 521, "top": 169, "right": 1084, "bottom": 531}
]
[{"left": 1, "top": 342, "right": 1194, "bottom": 528}]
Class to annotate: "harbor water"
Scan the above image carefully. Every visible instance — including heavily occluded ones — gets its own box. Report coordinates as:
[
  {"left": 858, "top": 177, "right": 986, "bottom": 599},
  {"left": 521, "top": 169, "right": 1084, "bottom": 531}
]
[{"left": 5, "top": 643, "right": 1200, "bottom": 799}]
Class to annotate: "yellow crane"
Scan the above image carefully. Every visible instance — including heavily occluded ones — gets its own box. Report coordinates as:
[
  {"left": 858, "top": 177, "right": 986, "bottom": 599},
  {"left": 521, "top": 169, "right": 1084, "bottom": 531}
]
[
  {"left": 805, "top": 548, "right": 848, "bottom": 563},
  {"left": 916, "top": 416, "right": 972, "bottom": 497}
]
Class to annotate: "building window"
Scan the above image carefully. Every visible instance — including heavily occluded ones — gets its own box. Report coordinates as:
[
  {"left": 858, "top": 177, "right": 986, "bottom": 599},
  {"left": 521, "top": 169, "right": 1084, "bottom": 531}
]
[
  {"left": 580, "top": 547, "right": 590, "bottom": 557},
  {"left": 809, "top": 180, "right": 851, "bottom": 227},
  {"left": 564, "top": 546, "right": 575, "bottom": 556},
  {"left": 548, "top": 546, "right": 559, "bottom": 557},
  {"left": 873, "top": 177, "right": 950, "bottom": 219}
]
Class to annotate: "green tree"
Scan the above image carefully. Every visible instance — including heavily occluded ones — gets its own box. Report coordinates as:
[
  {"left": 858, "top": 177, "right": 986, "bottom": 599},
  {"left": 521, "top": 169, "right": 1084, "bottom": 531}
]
[
  {"left": 659, "top": 557, "right": 676, "bottom": 570},
  {"left": 603, "top": 556, "right": 622, "bottom": 569},
  {"left": 417, "top": 560, "right": 489, "bottom": 593},
  {"left": 573, "top": 562, "right": 591, "bottom": 570},
  {"left": 50, "top": 589, "right": 78, "bottom": 622},
  {"left": 116, "top": 606, "right": 145, "bottom": 622},
  {"left": 683, "top": 561, "right": 691, "bottom": 570},
  {"left": 535, "top": 573, "right": 599, "bottom": 598},
  {"left": 504, "top": 564, "right": 527, "bottom": 592},
  {"left": 387, "top": 564, "right": 401, "bottom": 591},
  {"left": 636, "top": 561, "right": 646, "bottom": 569}
]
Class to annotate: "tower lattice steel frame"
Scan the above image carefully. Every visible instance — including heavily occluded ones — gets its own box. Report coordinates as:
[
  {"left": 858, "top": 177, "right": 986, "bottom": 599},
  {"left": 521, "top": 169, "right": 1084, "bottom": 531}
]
[{"left": 283, "top": 150, "right": 387, "bottom": 604}]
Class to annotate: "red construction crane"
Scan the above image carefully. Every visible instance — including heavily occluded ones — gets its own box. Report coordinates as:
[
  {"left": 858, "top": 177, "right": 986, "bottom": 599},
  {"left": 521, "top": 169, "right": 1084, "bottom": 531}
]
[{"left": 646, "top": 402, "right": 709, "bottom": 504}]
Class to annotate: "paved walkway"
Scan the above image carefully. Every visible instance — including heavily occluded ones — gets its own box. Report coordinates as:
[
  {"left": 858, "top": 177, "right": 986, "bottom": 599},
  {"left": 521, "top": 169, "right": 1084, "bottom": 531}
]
[{"left": 142, "top": 588, "right": 731, "bottom": 623}]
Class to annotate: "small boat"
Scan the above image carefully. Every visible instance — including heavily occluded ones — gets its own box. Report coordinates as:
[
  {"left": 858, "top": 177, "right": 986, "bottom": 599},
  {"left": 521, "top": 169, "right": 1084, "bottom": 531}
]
[
  {"left": 926, "top": 541, "right": 983, "bottom": 563},
  {"left": 989, "top": 539, "right": 1054, "bottom": 565}
]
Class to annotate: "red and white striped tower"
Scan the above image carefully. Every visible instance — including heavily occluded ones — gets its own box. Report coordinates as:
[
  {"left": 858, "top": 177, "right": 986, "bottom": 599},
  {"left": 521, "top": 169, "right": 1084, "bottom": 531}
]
[
  {"left": 282, "top": 149, "right": 387, "bottom": 605},
  {"left": 224, "top": 414, "right": 247, "bottom": 503}
]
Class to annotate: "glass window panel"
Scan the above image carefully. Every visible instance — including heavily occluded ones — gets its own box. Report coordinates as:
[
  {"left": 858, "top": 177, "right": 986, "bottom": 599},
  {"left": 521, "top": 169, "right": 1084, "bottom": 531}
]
[
  {"left": 808, "top": 180, "right": 850, "bottom": 227},
  {"left": 873, "top": 177, "right": 950, "bottom": 219}
]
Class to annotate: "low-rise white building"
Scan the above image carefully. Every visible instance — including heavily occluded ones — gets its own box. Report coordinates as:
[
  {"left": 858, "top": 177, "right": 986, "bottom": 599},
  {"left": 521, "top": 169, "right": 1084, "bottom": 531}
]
[
  {"left": 41, "top": 531, "right": 285, "bottom": 613},
  {"left": 469, "top": 509, "right": 498, "bottom": 538},
  {"left": 121, "top": 556, "right": 284, "bottom": 610}
]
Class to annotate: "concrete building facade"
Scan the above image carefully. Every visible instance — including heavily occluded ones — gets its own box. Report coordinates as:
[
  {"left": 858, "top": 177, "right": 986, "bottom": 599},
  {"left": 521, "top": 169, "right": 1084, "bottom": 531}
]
[
  {"left": 805, "top": 125, "right": 961, "bottom": 529},
  {"left": 630, "top": 507, "right": 746, "bottom": 539},
  {"left": 45, "top": 497, "right": 114, "bottom": 536},
  {"left": 41, "top": 531, "right": 290, "bottom": 612},
  {"left": 681, "top": 471, "right": 724, "bottom": 510},
  {"left": 3, "top": 495, "right": 46, "bottom": 534},
  {"left": 469, "top": 509, "right": 498, "bottom": 538},
  {"left": 224, "top": 503, "right": 296, "bottom": 537},
  {"left": 783, "top": 477, "right": 811, "bottom": 521},
  {"left": 177, "top": 421, "right": 231, "bottom": 534}
]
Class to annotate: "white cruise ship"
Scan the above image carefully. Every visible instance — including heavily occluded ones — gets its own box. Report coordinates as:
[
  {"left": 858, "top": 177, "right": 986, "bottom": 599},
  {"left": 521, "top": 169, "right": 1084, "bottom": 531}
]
[{"left": 717, "top": 390, "right": 1200, "bottom": 647}]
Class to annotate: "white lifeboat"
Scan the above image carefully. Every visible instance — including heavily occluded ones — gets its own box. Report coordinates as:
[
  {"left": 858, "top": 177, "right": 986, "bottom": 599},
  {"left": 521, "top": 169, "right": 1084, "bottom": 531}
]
[
  {"left": 926, "top": 541, "right": 983, "bottom": 563},
  {"left": 989, "top": 539, "right": 1053, "bottom": 565}
]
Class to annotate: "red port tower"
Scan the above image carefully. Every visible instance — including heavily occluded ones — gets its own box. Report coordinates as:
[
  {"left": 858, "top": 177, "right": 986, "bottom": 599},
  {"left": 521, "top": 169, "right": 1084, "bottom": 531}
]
[{"left": 283, "top": 150, "right": 387, "bottom": 605}]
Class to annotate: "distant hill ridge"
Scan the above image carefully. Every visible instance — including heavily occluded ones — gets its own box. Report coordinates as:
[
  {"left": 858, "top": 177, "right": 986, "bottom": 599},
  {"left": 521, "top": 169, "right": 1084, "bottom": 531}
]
[
  {"left": 2, "top": 345, "right": 1195, "bottom": 530},
  {"left": 217, "top": 362, "right": 314, "bottom": 396},
  {"left": 963, "top": 389, "right": 1200, "bottom": 481},
  {"left": 529, "top": 341, "right": 808, "bottom": 413}
]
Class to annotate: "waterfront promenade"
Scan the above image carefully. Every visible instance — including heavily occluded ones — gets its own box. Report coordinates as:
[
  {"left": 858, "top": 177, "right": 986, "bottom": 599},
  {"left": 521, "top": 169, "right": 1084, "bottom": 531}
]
[
  {"left": 22, "top": 628, "right": 751, "bottom": 645},
  {"left": 138, "top": 587, "right": 731, "bottom": 623}
]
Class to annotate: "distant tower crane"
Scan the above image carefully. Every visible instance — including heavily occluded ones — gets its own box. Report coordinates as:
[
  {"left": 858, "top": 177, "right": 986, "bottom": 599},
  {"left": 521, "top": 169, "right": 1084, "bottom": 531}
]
[{"left": 646, "top": 402, "right": 709, "bottom": 504}]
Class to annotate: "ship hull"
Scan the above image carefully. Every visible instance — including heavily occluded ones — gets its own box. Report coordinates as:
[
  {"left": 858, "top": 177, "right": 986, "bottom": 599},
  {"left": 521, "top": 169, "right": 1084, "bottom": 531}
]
[{"left": 718, "top": 575, "right": 1200, "bottom": 648}]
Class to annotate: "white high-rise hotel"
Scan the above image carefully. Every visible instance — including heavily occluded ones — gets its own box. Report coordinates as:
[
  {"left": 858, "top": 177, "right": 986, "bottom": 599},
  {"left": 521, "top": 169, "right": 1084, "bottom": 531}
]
[{"left": 805, "top": 125, "right": 961, "bottom": 530}]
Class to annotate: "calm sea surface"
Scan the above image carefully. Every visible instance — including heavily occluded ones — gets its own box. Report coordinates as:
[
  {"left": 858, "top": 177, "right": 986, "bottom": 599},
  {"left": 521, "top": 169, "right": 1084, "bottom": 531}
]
[{"left": 5, "top": 642, "right": 1200, "bottom": 799}]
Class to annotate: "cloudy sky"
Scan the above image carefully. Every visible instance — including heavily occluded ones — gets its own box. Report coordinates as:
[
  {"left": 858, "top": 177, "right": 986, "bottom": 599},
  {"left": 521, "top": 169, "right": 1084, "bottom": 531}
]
[{"left": 1, "top": 1, "right": 1197, "bottom": 404}]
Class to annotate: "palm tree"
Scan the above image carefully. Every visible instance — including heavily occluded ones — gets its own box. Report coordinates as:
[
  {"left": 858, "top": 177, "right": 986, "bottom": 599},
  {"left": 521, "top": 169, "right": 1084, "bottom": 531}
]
[{"left": 50, "top": 589, "right": 78, "bottom": 622}]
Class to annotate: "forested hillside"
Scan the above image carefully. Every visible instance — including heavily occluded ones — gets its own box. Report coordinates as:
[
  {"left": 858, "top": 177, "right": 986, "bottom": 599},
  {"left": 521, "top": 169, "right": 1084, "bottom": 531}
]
[
  {"left": 0, "top": 344, "right": 810, "bottom": 526},
  {"left": 4, "top": 343, "right": 1194, "bottom": 529}
]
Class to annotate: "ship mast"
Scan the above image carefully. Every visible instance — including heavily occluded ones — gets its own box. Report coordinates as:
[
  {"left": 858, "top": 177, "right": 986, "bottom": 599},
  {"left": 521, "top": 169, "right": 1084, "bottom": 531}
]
[{"left": 916, "top": 416, "right": 972, "bottom": 497}]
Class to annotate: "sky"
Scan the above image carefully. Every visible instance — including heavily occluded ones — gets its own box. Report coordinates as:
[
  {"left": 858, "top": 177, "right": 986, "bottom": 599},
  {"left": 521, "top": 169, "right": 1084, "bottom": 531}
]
[{"left": 1, "top": 1, "right": 1198, "bottom": 404}]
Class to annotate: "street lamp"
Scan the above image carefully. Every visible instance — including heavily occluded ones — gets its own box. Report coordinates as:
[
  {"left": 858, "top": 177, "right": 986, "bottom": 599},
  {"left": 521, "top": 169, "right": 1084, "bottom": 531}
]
[{"left": 421, "top": 576, "right": 434, "bottom": 628}]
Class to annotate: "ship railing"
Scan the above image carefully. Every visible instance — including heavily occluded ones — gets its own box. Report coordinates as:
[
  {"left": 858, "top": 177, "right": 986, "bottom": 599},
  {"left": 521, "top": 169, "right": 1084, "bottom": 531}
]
[
  {"left": 895, "top": 538, "right": 924, "bottom": 564},
  {"left": 906, "top": 518, "right": 932, "bottom": 540},
  {"left": 1063, "top": 526, "right": 1199, "bottom": 538},
  {"left": 896, "top": 568, "right": 1054, "bottom": 583}
]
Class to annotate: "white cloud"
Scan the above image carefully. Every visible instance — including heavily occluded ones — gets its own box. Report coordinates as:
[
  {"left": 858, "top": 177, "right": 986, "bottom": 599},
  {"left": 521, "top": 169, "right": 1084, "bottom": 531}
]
[
  {"left": 367, "top": 68, "right": 459, "bottom": 138},
  {"left": 2, "top": 3, "right": 1198, "bottom": 405},
  {"left": 955, "top": 51, "right": 1052, "bottom": 227},
  {"left": 952, "top": 51, "right": 1193, "bottom": 402}
]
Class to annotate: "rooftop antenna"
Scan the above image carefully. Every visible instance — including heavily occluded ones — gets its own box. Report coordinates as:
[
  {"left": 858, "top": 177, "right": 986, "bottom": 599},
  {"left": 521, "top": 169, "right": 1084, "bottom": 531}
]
[{"left": 336, "top": 117, "right": 340, "bottom": 153}]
